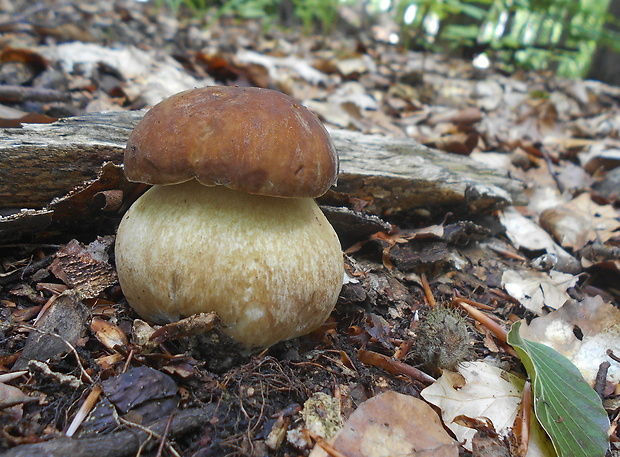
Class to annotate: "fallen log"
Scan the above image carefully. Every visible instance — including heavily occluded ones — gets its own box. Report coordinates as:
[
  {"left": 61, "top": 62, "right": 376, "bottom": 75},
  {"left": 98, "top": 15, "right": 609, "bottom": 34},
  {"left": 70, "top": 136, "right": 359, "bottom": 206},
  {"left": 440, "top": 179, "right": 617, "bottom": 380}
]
[
  {"left": 0, "top": 110, "right": 525, "bottom": 242},
  {"left": 0, "top": 406, "right": 213, "bottom": 457}
]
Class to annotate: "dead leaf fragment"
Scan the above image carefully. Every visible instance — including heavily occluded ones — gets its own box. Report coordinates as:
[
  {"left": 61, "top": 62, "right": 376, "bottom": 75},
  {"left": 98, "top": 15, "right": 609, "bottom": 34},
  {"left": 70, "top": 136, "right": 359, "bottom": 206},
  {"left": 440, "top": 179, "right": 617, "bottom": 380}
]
[
  {"left": 0, "top": 382, "right": 38, "bottom": 411},
  {"left": 498, "top": 207, "right": 580, "bottom": 274},
  {"left": 421, "top": 362, "right": 555, "bottom": 456},
  {"left": 82, "top": 366, "right": 178, "bottom": 435},
  {"left": 265, "top": 415, "right": 291, "bottom": 450},
  {"left": 501, "top": 269, "right": 578, "bottom": 313},
  {"left": 518, "top": 296, "right": 620, "bottom": 384},
  {"left": 132, "top": 319, "right": 158, "bottom": 349},
  {"left": 579, "top": 146, "right": 620, "bottom": 174},
  {"left": 49, "top": 239, "right": 117, "bottom": 299},
  {"left": 310, "top": 391, "right": 458, "bottom": 457},
  {"left": 422, "top": 362, "right": 521, "bottom": 450},
  {"left": 334, "top": 55, "right": 375, "bottom": 76},
  {"left": 95, "top": 352, "right": 123, "bottom": 371},
  {"left": 454, "top": 416, "right": 511, "bottom": 457},
  {"left": 472, "top": 430, "right": 511, "bottom": 457},
  {"left": 90, "top": 317, "right": 128, "bottom": 351},
  {"left": 149, "top": 312, "right": 219, "bottom": 344},
  {"left": 0, "top": 103, "right": 58, "bottom": 128},
  {"left": 539, "top": 193, "right": 619, "bottom": 251},
  {"left": 13, "top": 290, "right": 88, "bottom": 371}
]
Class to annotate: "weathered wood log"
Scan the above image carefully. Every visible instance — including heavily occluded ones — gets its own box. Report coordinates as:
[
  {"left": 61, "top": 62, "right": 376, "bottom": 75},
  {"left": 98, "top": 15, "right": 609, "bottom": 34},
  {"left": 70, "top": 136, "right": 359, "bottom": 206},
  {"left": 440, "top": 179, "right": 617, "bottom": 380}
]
[
  {"left": 0, "top": 110, "right": 525, "bottom": 241},
  {"left": 0, "top": 406, "right": 214, "bottom": 457},
  {"left": 332, "top": 129, "right": 525, "bottom": 215},
  {"left": 1, "top": 111, "right": 137, "bottom": 209}
]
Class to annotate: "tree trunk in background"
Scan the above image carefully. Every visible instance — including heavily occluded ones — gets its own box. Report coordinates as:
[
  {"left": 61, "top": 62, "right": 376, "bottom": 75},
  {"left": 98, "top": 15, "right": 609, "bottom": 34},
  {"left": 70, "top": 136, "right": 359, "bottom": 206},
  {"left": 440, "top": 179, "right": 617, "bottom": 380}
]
[
  {"left": 587, "top": 0, "right": 620, "bottom": 86},
  {"left": 437, "top": 2, "right": 488, "bottom": 59}
]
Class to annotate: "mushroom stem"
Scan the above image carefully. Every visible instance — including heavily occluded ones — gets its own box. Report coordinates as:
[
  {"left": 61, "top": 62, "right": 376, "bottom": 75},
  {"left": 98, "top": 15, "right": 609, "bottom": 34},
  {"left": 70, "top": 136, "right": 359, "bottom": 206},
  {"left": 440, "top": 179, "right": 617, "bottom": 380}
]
[{"left": 115, "top": 180, "right": 343, "bottom": 347}]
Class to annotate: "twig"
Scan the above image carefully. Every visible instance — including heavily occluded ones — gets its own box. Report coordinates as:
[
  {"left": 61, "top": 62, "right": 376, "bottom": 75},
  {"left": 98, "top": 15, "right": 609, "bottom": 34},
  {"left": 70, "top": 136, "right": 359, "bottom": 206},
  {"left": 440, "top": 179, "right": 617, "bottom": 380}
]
[
  {"left": 66, "top": 385, "right": 102, "bottom": 437},
  {"left": 489, "top": 287, "right": 522, "bottom": 305},
  {"left": 121, "top": 347, "right": 134, "bottom": 373},
  {"left": 304, "top": 429, "right": 350, "bottom": 457},
  {"left": 450, "top": 296, "right": 495, "bottom": 311},
  {"left": 357, "top": 349, "right": 436, "bottom": 384},
  {"left": 117, "top": 417, "right": 182, "bottom": 457},
  {"left": 607, "top": 349, "right": 620, "bottom": 364},
  {"left": 486, "top": 244, "right": 527, "bottom": 261},
  {"left": 0, "top": 85, "right": 71, "bottom": 103},
  {"left": 0, "top": 255, "right": 54, "bottom": 286},
  {"left": 155, "top": 414, "right": 175, "bottom": 457},
  {"left": 539, "top": 148, "right": 564, "bottom": 193},
  {"left": 454, "top": 300, "right": 507, "bottom": 343},
  {"left": 421, "top": 273, "right": 436, "bottom": 308},
  {"left": 514, "top": 381, "right": 532, "bottom": 456},
  {"left": 33, "top": 292, "right": 60, "bottom": 325},
  {"left": 594, "top": 361, "right": 610, "bottom": 400}
]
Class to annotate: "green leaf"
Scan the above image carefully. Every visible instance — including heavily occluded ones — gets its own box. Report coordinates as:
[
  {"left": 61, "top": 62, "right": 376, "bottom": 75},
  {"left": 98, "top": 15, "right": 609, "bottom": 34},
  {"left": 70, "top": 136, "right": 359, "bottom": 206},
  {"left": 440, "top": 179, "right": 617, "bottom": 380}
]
[{"left": 507, "top": 321, "right": 609, "bottom": 457}]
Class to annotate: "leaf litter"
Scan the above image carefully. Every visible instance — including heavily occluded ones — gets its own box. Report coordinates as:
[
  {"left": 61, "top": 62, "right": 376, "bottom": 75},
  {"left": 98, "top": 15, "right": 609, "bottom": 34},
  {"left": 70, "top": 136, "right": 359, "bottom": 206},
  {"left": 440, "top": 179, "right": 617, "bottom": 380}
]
[{"left": 0, "top": 1, "right": 619, "bottom": 456}]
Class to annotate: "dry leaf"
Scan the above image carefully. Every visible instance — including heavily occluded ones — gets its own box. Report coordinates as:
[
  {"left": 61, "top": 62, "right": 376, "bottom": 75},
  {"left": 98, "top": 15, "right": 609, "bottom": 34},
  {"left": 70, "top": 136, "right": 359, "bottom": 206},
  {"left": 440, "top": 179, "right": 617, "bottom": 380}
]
[
  {"left": 579, "top": 146, "right": 620, "bottom": 174},
  {"left": 539, "top": 193, "right": 619, "bottom": 251},
  {"left": 0, "top": 382, "right": 38, "bottom": 414},
  {"left": 90, "top": 316, "right": 128, "bottom": 350},
  {"left": 235, "top": 50, "right": 329, "bottom": 85},
  {"left": 334, "top": 55, "right": 375, "bottom": 76},
  {"left": 310, "top": 391, "right": 458, "bottom": 457},
  {"left": 501, "top": 269, "right": 578, "bottom": 313},
  {"left": 499, "top": 208, "right": 574, "bottom": 266},
  {"left": 95, "top": 352, "right": 124, "bottom": 370},
  {"left": 518, "top": 296, "right": 620, "bottom": 384},
  {"left": 149, "top": 312, "right": 219, "bottom": 343},
  {"left": 421, "top": 361, "right": 555, "bottom": 456},
  {"left": 0, "top": 103, "right": 57, "bottom": 128}
]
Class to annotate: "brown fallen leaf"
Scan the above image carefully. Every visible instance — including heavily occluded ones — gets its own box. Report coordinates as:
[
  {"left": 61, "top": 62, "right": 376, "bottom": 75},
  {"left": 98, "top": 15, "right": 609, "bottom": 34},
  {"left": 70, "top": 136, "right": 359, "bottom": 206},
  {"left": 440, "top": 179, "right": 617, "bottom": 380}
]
[
  {"left": 0, "top": 382, "right": 39, "bottom": 410},
  {"left": 90, "top": 316, "right": 128, "bottom": 351},
  {"left": 0, "top": 103, "right": 57, "bottom": 128},
  {"left": 81, "top": 366, "right": 178, "bottom": 435},
  {"left": 0, "top": 47, "right": 47, "bottom": 73},
  {"left": 427, "top": 107, "right": 483, "bottom": 126},
  {"left": 149, "top": 312, "right": 220, "bottom": 344},
  {"left": 95, "top": 352, "right": 123, "bottom": 371},
  {"left": 539, "top": 192, "right": 619, "bottom": 251},
  {"left": 309, "top": 391, "right": 459, "bottom": 457}
]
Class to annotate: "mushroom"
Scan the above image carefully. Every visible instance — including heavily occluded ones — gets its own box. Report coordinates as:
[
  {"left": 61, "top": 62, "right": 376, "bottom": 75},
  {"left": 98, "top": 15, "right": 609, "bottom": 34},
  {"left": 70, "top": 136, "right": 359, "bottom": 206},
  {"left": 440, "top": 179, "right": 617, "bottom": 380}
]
[{"left": 115, "top": 86, "right": 343, "bottom": 347}]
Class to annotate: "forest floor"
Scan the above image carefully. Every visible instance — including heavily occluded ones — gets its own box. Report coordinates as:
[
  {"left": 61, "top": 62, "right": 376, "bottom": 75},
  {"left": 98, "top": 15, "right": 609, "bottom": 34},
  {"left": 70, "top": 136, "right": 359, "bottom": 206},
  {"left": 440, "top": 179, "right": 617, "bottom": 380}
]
[{"left": 0, "top": 1, "right": 619, "bottom": 456}]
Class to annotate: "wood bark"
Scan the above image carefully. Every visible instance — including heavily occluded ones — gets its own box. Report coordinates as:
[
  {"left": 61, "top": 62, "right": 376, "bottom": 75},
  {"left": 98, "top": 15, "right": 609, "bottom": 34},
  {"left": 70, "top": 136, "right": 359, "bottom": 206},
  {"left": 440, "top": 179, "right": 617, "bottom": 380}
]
[
  {"left": 0, "top": 110, "right": 525, "bottom": 241},
  {"left": 587, "top": 0, "right": 620, "bottom": 86},
  {"left": 0, "top": 407, "right": 213, "bottom": 457}
]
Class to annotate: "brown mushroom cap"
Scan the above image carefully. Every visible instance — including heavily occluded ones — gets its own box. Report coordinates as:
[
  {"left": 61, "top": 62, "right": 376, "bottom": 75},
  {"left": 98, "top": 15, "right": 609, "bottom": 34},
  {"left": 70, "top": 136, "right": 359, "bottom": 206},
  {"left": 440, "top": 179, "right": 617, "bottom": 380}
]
[{"left": 125, "top": 86, "right": 338, "bottom": 198}]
